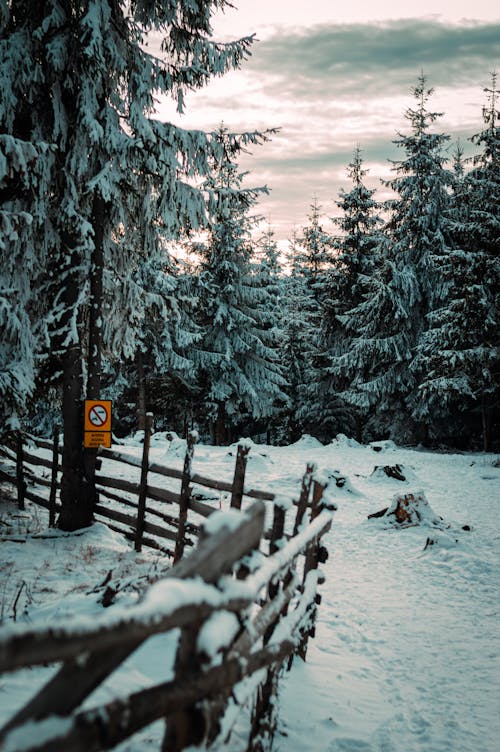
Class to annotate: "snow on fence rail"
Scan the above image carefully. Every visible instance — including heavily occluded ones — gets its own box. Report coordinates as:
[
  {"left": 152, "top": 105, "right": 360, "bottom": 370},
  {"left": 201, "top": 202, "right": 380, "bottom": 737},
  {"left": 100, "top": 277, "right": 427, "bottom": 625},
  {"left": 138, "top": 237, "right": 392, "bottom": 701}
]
[{"left": 0, "top": 486, "right": 335, "bottom": 751}]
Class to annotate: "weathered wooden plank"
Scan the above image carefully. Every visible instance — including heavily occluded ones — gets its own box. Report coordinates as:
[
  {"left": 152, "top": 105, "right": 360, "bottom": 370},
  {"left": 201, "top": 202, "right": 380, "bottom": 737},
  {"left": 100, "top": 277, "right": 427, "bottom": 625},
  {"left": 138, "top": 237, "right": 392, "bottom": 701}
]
[{"left": 293, "top": 463, "right": 315, "bottom": 535}]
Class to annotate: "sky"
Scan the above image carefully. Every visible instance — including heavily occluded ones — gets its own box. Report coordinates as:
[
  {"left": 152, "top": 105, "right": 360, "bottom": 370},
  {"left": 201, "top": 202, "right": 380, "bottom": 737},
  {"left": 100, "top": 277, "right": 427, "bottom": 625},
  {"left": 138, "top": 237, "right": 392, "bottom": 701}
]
[{"left": 156, "top": 1, "right": 500, "bottom": 244}]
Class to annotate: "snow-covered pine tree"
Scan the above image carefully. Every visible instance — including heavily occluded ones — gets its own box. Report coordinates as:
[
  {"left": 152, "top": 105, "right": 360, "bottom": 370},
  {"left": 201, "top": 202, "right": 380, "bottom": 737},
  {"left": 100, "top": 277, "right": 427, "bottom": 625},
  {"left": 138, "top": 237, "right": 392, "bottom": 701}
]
[
  {"left": 279, "top": 230, "right": 311, "bottom": 442},
  {"left": 195, "top": 129, "right": 287, "bottom": 444},
  {"left": 251, "top": 222, "right": 288, "bottom": 441},
  {"left": 465, "top": 74, "right": 500, "bottom": 448},
  {"left": 0, "top": 1, "right": 270, "bottom": 528},
  {"left": 415, "top": 79, "right": 499, "bottom": 449},
  {"left": 386, "top": 75, "right": 454, "bottom": 441},
  {"left": 294, "top": 198, "right": 335, "bottom": 437},
  {"left": 334, "top": 77, "right": 453, "bottom": 443},
  {"left": 320, "top": 147, "right": 384, "bottom": 441}
]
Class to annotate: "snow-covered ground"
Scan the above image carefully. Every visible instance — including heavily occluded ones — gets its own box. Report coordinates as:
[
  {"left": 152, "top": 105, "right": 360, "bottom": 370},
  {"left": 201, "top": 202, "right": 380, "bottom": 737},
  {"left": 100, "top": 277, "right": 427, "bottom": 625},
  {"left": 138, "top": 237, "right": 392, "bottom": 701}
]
[{"left": 1, "top": 435, "right": 499, "bottom": 751}]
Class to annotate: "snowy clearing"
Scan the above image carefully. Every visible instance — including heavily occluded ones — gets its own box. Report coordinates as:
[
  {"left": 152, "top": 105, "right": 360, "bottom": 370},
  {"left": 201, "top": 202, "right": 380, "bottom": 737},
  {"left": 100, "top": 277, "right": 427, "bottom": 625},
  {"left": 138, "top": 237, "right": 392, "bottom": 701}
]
[{"left": 1, "top": 435, "right": 499, "bottom": 751}]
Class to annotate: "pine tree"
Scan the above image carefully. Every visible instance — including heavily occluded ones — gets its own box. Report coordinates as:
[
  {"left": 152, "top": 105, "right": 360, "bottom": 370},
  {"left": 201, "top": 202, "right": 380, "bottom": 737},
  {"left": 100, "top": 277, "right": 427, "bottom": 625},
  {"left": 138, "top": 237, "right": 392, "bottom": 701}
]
[
  {"left": 0, "top": 1, "right": 268, "bottom": 527},
  {"left": 280, "top": 231, "right": 311, "bottom": 441},
  {"left": 195, "top": 131, "right": 287, "bottom": 444},
  {"left": 321, "top": 147, "right": 384, "bottom": 440},
  {"left": 294, "top": 198, "right": 335, "bottom": 437},
  {"left": 415, "top": 78, "right": 499, "bottom": 449},
  {"left": 466, "top": 73, "right": 500, "bottom": 448},
  {"left": 334, "top": 76, "right": 453, "bottom": 442}
]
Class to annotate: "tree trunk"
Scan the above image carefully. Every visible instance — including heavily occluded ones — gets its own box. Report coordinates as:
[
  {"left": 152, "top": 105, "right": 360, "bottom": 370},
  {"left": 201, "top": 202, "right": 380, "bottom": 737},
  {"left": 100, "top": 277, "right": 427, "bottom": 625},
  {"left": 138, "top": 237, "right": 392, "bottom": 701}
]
[
  {"left": 136, "top": 350, "right": 146, "bottom": 431},
  {"left": 481, "top": 395, "right": 491, "bottom": 452},
  {"left": 83, "top": 193, "right": 106, "bottom": 503},
  {"left": 59, "top": 337, "right": 93, "bottom": 531},
  {"left": 58, "top": 190, "right": 105, "bottom": 532},
  {"left": 215, "top": 402, "right": 227, "bottom": 446}
]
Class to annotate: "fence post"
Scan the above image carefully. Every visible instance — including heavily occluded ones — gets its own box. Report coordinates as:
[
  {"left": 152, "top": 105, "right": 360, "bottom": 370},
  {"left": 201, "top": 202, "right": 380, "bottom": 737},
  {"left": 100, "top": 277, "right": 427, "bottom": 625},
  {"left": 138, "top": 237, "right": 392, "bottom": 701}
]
[
  {"left": 135, "top": 412, "right": 153, "bottom": 552},
  {"left": 15, "top": 432, "right": 26, "bottom": 511},
  {"left": 173, "top": 430, "right": 197, "bottom": 563},
  {"left": 293, "top": 462, "right": 315, "bottom": 535},
  {"left": 48, "top": 425, "right": 60, "bottom": 527},
  {"left": 248, "top": 502, "right": 286, "bottom": 751},
  {"left": 298, "top": 479, "right": 326, "bottom": 661},
  {"left": 163, "top": 504, "right": 266, "bottom": 752},
  {"left": 230, "top": 443, "right": 250, "bottom": 509}
]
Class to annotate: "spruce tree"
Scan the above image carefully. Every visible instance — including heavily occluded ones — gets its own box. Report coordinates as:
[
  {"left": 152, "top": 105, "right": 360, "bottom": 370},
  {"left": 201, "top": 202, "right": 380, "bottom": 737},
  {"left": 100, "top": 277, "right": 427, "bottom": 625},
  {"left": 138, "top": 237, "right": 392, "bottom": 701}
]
[
  {"left": 195, "top": 131, "right": 286, "bottom": 444},
  {"left": 280, "top": 231, "right": 311, "bottom": 441},
  {"left": 294, "top": 198, "right": 335, "bottom": 437},
  {"left": 415, "top": 79, "right": 499, "bottom": 449},
  {"left": 465, "top": 73, "right": 500, "bottom": 448},
  {"left": 0, "top": 1, "right": 267, "bottom": 527},
  {"left": 321, "top": 147, "right": 384, "bottom": 440},
  {"left": 334, "top": 76, "right": 453, "bottom": 442}
]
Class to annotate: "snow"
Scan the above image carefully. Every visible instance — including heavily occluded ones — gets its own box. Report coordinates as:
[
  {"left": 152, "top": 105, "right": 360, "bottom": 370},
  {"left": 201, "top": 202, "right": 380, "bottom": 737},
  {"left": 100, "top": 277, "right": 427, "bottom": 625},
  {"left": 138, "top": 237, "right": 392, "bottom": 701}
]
[
  {"left": 1, "top": 436, "right": 499, "bottom": 752},
  {"left": 202, "top": 508, "right": 246, "bottom": 536},
  {"left": 2, "top": 716, "right": 73, "bottom": 752},
  {"left": 197, "top": 610, "right": 240, "bottom": 663}
]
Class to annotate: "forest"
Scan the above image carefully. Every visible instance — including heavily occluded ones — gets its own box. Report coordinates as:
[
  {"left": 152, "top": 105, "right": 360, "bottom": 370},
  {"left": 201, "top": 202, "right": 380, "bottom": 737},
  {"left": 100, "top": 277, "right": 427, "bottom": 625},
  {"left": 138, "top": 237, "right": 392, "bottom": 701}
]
[{"left": 1, "top": 3, "right": 499, "bottom": 531}]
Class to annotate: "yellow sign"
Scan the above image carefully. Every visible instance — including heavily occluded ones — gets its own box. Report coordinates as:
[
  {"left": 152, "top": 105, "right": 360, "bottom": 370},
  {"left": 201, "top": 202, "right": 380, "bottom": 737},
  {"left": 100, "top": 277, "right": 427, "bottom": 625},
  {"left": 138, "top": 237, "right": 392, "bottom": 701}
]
[
  {"left": 84, "top": 400, "right": 112, "bottom": 448},
  {"left": 84, "top": 431, "right": 112, "bottom": 449},
  {"left": 84, "top": 400, "right": 112, "bottom": 432}
]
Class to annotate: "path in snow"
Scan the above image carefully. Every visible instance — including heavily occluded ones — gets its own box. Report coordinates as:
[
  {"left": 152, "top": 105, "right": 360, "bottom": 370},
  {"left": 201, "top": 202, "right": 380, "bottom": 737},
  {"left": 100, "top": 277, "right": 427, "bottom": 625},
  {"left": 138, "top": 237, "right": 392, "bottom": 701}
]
[{"left": 272, "top": 443, "right": 500, "bottom": 752}]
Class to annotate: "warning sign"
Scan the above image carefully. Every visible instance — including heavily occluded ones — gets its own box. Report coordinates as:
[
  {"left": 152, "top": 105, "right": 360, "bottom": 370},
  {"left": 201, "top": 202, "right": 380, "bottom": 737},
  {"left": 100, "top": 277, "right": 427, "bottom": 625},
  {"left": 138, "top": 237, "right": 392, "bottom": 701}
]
[
  {"left": 84, "top": 431, "right": 112, "bottom": 449},
  {"left": 84, "top": 399, "right": 112, "bottom": 448},
  {"left": 84, "top": 400, "right": 112, "bottom": 432}
]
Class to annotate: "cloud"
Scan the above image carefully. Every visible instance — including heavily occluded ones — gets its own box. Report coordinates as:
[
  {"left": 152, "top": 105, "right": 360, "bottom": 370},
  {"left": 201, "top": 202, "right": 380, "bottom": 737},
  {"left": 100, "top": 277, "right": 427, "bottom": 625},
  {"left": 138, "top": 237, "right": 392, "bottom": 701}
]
[
  {"left": 247, "top": 18, "right": 500, "bottom": 97},
  {"left": 155, "top": 17, "right": 499, "bottom": 241}
]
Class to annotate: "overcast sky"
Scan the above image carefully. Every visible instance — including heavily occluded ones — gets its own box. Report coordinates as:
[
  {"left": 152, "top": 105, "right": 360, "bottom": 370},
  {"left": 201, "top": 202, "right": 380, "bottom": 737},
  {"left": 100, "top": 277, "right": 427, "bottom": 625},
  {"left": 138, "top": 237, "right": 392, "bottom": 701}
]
[{"left": 157, "top": 1, "right": 500, "bottom": 243}]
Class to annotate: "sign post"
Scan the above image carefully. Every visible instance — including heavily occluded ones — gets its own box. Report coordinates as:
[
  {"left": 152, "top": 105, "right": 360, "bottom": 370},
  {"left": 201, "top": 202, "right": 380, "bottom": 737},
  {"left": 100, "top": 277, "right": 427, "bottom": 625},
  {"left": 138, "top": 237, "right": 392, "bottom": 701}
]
[{"left": 84, "top": 399, "right": 112, "bottom": 448}]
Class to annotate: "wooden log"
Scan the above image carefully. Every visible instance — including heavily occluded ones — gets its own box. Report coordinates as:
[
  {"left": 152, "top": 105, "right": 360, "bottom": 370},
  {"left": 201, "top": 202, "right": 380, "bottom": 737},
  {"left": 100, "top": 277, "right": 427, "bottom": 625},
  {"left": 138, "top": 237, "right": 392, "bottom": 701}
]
[
  {"left": 95, "top": 473, "right": 213, "bottom": 518},
  {"left": 135, "top": 412, "right": 152, "bottom": 552},
  {"left": 49, "top": 426, "right": 60, "bottom": 527},
  {"left": 230, "top": 444, "right": 250, "bottom": 509},
  {"left": 15, "top": 447, "right": 53, "bottom": 471},
  {"left": 24, "top": 489, "right": 53, "bottom": 510},
  {"left": 173, "top": 431, "right": 196, "bottom": 563},
  {"left": 165, "top": 495, "right": 263, "bottom": 750},
  {"left": 25, "top": 434, "right": 58, "bottom": 452}
]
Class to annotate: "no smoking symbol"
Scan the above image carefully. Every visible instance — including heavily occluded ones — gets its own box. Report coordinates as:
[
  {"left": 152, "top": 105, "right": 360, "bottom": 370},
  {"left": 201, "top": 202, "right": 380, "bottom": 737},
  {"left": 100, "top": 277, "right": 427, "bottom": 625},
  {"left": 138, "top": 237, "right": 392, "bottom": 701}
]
[{"left": 88, "top": 404, "right": 108, "bottom": 428}]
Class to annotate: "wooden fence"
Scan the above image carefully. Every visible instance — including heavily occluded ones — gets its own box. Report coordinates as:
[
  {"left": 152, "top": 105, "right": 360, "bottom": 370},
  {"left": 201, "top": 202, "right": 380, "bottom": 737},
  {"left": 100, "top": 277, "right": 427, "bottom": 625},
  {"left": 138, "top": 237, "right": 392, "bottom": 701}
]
[
  {"left": 0, "top": 479, "right": 335, "bottom": 751},
  {"left": 0, "top": 418, "right": 297, "bottom": 559}
]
